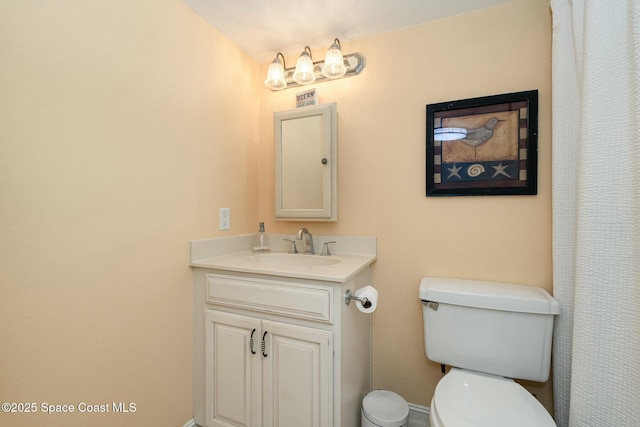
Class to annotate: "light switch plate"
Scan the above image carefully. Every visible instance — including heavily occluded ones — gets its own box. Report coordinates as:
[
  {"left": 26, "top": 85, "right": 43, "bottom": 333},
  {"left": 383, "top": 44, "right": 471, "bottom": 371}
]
[{"left": 219, "top": 208, "right": 230, "bottom": 230}]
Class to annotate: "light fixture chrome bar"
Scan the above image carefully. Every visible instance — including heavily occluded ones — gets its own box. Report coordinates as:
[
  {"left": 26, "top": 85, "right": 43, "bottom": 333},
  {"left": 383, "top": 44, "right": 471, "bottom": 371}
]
[{"left": 279, "top": 53, "right": 365, "bottom": 90}]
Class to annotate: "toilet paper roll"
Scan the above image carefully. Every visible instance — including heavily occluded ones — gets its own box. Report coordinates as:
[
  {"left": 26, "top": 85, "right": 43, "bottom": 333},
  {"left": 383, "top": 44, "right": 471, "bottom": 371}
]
[{"left": 355, "top": 286, "right": 378, "bottom": 314}]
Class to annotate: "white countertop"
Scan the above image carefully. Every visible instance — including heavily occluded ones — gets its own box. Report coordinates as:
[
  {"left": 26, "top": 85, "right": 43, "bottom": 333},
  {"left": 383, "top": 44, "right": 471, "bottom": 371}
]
[{"left": 190, "top": 250, "right": 376, "bottom": 283}]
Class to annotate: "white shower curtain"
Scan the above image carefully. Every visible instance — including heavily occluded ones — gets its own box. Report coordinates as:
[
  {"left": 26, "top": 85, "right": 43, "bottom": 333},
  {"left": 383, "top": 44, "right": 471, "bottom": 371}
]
[{"left": 550, "top": 1, "right": 640, "bottom": 426}]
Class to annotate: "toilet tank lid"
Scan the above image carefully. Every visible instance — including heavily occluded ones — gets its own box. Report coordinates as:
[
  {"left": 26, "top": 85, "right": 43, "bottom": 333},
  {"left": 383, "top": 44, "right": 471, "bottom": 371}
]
[{"left": 419, "top": 277, "right": 560, "bottom": 315}]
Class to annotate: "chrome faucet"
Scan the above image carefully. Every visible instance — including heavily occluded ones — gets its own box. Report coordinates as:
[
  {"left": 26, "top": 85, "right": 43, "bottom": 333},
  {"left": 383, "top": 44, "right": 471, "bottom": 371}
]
[{"left": 296, "top": 228, "right": 315, "bottom": 254}]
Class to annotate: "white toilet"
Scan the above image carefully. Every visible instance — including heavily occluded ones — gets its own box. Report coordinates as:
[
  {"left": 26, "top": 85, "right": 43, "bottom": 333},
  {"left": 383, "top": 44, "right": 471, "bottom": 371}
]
[{"left": 419, "top": 277, "right": 560, "bottom": 427}]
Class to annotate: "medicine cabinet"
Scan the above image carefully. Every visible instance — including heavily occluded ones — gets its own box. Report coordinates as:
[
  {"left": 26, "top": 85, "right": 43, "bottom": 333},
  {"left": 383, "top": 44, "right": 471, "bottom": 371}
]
[{"left": 274, "top": 102, "right": 337, "bottom": 221}]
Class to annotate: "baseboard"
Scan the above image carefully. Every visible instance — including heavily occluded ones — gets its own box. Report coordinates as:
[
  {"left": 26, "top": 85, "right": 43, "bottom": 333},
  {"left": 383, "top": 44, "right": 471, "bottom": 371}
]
[
  {"left": 183, "top": 405, "right": 430, "bottom": 427},
  {"left": 408, "top": 402, "right": 430, "bottom": 427}
]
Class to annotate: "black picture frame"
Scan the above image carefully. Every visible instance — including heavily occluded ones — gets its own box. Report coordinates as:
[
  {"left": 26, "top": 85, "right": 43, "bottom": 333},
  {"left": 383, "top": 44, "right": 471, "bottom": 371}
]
[{"left": 426, "top": 90, "right": 538, "bottom": 196}]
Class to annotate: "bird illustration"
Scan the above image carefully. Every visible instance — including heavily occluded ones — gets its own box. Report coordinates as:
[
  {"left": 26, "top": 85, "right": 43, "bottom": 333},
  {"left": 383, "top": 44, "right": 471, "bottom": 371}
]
[{"left": 460, "top": 117, "right": 505, "bottom": 158}]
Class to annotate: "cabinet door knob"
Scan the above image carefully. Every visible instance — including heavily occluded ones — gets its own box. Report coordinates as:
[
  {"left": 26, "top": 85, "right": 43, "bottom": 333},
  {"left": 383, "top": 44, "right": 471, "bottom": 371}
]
[
  {"left": 250, "top": 328, "right": 256, "bottom": 355},
  {"left": 321, "top": 158, "right": 328, "bottom": 165},
  {"left": 261, "top": 331, "right": 268, "bottom": 357}
]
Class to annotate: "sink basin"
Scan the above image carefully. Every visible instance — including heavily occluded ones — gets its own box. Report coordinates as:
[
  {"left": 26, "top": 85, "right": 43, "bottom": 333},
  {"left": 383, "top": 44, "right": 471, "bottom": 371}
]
[{"left": 249, "top": 253, "right": 340, "bottom": 267}]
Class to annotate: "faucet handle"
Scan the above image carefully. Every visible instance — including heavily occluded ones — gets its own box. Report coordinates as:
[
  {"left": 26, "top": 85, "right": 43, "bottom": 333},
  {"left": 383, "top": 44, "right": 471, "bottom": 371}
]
[
  {"left": 283, "top": 238, "right": 298, "bottom": 254},
  {"left": 320, "top": 241, "right": 336, "bottom": 256}
]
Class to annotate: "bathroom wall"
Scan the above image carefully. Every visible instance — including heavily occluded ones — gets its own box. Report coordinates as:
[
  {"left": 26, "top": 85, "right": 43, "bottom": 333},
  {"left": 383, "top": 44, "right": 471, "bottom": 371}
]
[
  {"left": 0, "top": 0, "right": 259, "bottom": 426},
  {"left": 259, "top": 0, "right": 554, "bottom": 412}
]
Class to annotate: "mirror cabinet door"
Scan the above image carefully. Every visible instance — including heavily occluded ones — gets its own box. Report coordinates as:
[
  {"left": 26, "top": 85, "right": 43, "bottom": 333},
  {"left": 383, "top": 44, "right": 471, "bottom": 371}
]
[{"left": 274, "top": 103, "right": 337, "bottom": 221}]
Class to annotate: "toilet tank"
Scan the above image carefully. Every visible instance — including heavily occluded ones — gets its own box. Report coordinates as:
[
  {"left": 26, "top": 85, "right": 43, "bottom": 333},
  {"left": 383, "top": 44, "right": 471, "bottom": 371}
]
[{"left": 419, "top": 277, "right": 560, "bottom": 382}]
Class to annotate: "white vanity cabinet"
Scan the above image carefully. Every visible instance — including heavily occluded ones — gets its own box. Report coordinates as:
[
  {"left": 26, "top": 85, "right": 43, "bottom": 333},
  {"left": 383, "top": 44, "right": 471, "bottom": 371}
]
[
  {"left": 192, "top": 268, "right": 372, "bottom": 427},
  {"left": 205, "top": 310, "right": 332, "bottom": 427}
]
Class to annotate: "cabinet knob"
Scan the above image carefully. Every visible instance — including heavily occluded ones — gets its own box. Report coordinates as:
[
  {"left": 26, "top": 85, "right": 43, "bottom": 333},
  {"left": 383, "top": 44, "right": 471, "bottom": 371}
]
[
  {"left": 321, "top": 158, "right": 328, "bottom": 165},
  {"left": 261, "top": 331, "right": 268, "bottom": 357},
  {"left": 250, "top": 328, "right": 256, "bottom": 355}
]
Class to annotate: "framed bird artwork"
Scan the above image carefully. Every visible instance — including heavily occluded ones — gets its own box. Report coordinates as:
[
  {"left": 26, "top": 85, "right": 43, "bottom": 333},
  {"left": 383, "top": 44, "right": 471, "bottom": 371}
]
[{"left": 426, "top": 90, "right": 538, "bottom": 196}]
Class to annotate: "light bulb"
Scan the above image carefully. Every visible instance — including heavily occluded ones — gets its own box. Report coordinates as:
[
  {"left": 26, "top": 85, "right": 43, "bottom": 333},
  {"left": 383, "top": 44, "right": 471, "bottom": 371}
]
[
  {"left": 322, "top": 39, "right": 346, "bottom": 79},
  {"left": 292, "top": 46, "right": 316, "bottom": 85},
  {"left": 264, "top": 53, "right": 287, "bottom": 90}
]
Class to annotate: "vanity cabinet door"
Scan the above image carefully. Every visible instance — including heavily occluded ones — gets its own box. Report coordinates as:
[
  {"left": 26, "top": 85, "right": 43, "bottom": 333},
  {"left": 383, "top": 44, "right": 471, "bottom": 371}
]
[
  {"left": 261, "top": 320, "right": 333, "bottom": 427},
  {"left": 205, "top": 310, "right": 261, "bottom": 427},
  {"left": 205, "top": 310, "right": 333, "bottom": 427}
]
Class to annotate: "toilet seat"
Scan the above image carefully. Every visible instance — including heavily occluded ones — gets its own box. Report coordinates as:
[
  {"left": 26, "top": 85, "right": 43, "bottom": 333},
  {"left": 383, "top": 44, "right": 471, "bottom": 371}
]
[{"left": 430, "top": 368, "right": 556, "bottom": 427}]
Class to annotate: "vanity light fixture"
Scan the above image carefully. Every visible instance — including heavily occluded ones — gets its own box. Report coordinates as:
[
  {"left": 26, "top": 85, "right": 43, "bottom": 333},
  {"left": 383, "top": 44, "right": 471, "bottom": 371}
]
[
  {"left": 265, "top": 38, "right": 365, "bottom": 91},
  {"left": 434, "top": 128, "right": 468, "bottom": 141},
  {"left": 264, "top": 52, "right": 288, "bottom": 90}
]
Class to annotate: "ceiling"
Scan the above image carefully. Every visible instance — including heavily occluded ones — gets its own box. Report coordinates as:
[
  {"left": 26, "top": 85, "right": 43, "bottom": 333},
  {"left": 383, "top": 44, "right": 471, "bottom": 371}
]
[{"left": 181, "top": 0, "right": 515, "bottom": 63}]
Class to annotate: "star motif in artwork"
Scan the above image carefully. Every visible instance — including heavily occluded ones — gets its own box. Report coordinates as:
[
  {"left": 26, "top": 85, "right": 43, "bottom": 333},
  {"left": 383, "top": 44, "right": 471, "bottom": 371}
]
[
  {"left": 492, "top": 162, "right": 511, "bottom": 178},
  {"left": 447, "top": 164, "right": 462, "bottom": 179}
]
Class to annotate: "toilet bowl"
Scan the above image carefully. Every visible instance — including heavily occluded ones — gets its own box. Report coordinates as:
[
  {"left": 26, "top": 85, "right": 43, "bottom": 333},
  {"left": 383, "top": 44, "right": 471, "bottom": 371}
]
[
  {"left": 429, "top": 368, "right": 556, "bottom": 427},
  {"left": 361, "top": 390, "right": 409, "bottom": 427}
]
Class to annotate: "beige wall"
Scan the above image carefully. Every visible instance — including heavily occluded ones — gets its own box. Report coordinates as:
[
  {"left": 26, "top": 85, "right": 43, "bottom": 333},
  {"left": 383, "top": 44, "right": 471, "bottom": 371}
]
[
  {"left": 259, "top": 0, "right": 553, "bottom": 412},
  {"left": 1, "top": 0, "right": 553, "bottom": 425},
  {"left": 0, "top": 0, "right": 259, "bottom": 426}
]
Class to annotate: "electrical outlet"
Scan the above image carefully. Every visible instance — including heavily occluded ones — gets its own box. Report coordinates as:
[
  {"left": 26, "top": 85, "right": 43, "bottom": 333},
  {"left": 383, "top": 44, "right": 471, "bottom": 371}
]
[{"left": 219, "top": 208, "right": 230, "bottom": 231}]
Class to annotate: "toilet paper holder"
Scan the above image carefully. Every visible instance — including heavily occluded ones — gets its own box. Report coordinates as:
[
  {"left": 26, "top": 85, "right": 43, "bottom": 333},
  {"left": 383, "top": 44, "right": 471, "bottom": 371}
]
[{"left": 344, "top": 289, "right": 372, "bottom": 309}]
